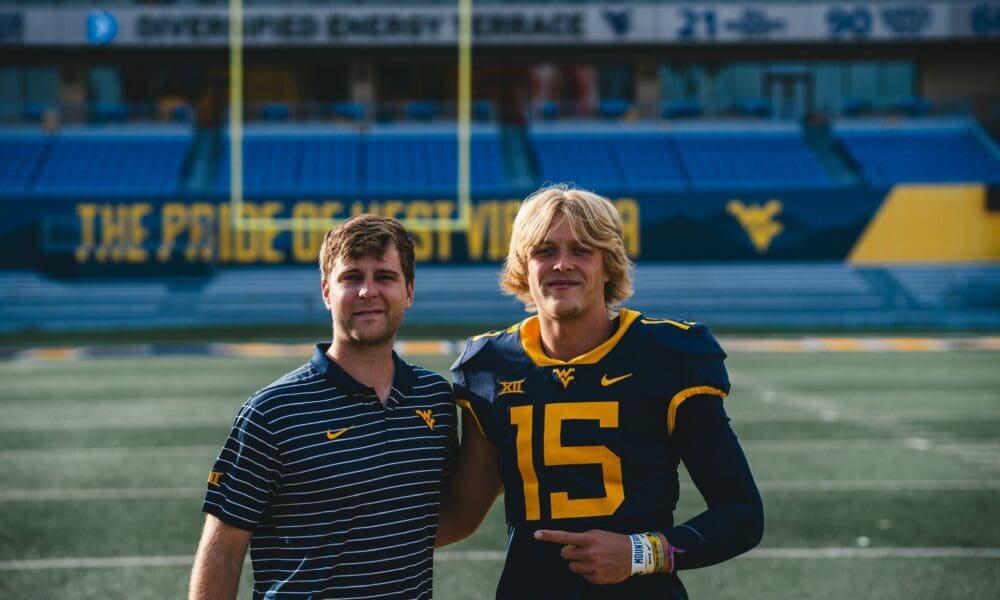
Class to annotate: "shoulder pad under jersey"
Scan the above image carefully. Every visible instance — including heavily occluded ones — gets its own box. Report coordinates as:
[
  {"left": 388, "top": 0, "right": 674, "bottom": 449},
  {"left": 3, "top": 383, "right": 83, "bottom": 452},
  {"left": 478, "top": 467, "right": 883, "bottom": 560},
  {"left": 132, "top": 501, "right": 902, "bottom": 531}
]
[{"left": 633, "top": 315, "right": 727, "bottom": 359}]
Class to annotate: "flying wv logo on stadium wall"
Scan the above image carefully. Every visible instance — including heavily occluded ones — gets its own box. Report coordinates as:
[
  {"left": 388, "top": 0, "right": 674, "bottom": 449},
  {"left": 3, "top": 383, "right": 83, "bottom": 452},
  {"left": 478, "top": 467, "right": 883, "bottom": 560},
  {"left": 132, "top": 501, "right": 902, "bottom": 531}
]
[{"left": 727, "top": 199, "right": 784, "bottom": 254}]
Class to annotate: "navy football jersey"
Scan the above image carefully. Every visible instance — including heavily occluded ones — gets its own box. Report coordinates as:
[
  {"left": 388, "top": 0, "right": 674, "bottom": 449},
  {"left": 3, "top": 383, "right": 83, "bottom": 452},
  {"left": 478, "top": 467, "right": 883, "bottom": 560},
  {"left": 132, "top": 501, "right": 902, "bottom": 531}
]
[{"left": 451, "top": 309, "right": 761, "bottom": 599}]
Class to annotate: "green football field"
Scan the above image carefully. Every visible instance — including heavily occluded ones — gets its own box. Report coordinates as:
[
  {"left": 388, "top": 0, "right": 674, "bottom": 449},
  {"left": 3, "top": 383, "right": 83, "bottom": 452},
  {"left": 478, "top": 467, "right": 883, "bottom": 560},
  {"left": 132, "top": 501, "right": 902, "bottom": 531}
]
[{"left": 1, "top": 349, "right": 998, "bottom": 599}]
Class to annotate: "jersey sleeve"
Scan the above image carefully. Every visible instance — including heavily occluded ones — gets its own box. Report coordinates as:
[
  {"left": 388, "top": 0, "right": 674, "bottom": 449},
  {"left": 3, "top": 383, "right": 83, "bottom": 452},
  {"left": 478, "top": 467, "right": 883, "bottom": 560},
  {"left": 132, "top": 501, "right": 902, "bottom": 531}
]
[
  {"left": 202, "top": 397, "right": 282, "bottom": 532},
  {"left": 449, "top": 336, "right": 497, "bottom": 441},
  {"left": 664, "top": 395, "right": 764, "bottom": 570},
  {"left": 649, "top": 321, "right": 731, "bottom": 435}
]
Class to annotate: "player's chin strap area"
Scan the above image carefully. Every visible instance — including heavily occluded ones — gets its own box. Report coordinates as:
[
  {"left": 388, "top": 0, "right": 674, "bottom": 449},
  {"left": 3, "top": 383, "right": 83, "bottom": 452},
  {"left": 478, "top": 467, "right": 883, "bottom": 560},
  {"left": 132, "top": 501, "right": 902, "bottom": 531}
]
[{"left": 629, "top": 532, "right": 684, "bottom": 576}]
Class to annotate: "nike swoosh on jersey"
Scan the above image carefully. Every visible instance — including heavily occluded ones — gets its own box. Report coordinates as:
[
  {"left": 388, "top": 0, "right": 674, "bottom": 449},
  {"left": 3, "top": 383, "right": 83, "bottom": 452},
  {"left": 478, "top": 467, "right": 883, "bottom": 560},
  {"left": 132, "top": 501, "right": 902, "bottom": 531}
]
[
  {"left": 600, "top": 373, "right": 633, "bottom": 387},
  {"left": 326, "top": 427, "right": 351, "bottom": 440}
]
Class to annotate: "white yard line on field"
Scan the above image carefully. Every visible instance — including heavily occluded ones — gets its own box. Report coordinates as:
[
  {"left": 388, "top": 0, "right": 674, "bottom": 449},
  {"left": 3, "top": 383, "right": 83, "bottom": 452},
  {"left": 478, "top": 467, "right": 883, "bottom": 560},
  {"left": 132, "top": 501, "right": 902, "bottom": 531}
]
[
  {"left": 736, "top": 376, "right": 1000, "bottom": 472},
  {"left": 4, "top": 478, "right": 1000, "bottom": 503},
  {"left": 0, "top": 488, "right": 203, "bottom": 501},
  {"left": 0, "top": 446, "right": 219, "bottom": 460},
  {"left": 0, "top": 417, "right": 229, "bottom": 432},
  {"left": 3, "top": 547, "right": 999, "bottom": 570}
]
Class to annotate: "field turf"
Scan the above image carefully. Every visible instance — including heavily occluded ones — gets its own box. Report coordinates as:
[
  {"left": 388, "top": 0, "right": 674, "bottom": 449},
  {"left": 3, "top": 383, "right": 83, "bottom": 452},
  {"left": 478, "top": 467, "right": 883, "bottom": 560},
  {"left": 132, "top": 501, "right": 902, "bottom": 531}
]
[{"left": 1, "top": 349, "right": 998, "bottom": 599}]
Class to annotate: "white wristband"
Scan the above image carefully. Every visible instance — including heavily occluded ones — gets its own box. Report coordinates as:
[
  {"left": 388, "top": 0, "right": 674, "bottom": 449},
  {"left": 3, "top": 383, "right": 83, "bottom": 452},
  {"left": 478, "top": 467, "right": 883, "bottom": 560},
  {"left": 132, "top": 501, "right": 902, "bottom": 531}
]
[{"left": 628, "top": 533, "right": 655, "bottom": 576}]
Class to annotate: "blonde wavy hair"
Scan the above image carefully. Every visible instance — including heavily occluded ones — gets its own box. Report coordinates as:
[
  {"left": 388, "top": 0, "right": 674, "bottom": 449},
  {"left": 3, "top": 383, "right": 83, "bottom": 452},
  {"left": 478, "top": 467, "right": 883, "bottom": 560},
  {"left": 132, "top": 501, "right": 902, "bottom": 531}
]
[{"left": 500, "top": 184, "right": 634, "bottom": 313}]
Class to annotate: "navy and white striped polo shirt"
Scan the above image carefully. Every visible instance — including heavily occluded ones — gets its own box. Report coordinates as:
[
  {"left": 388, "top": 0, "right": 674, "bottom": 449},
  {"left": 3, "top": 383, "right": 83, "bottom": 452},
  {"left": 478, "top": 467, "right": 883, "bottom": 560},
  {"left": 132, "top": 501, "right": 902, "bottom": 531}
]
[{"left": 203, "top": 343, "right": 457, "bottom": 599}]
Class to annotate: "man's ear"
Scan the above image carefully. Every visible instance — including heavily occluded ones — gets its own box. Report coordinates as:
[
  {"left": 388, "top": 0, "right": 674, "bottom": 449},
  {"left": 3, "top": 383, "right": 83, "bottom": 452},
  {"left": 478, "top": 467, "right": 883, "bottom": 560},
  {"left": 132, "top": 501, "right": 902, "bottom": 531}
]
[
  {"left": 404, "top": 279, "right": 414, "bottom": 309},
  {"left": 321, "top": 279, "right": 331, "bottom": 309}
]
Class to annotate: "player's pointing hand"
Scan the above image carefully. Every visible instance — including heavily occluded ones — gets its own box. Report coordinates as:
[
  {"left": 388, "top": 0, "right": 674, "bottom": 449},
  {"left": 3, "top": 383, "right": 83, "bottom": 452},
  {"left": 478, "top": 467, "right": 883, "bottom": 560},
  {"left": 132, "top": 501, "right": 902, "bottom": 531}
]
[{"left": 534, "top": 529, "right": 631, "bottom": 585}]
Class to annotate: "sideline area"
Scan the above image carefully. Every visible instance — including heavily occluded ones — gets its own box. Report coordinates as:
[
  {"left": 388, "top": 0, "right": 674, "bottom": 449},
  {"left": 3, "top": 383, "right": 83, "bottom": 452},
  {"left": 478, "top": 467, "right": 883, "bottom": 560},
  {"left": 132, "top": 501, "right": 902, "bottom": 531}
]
[{"left": 9, "top": 335, "right": 1000, "bottom": 361}]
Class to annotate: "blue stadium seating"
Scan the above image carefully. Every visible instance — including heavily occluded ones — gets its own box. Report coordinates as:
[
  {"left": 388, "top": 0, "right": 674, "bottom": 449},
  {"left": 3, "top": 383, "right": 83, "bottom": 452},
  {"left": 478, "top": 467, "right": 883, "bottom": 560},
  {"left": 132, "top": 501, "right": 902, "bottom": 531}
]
[
  {"left": 217, "top": 125, "right": 363, "bottom": 197},
  {"left": 598, "top": 99, "right": 631, "bottom": 120},
  {"left": 218, "top": 124, "right": 508, "bottom": 197},
  {"left": 672, "top": 126, "right": 833, "bottom": 189},
  {"left": 662, "top": 100, "right": 703, "bottom": 119},
  {"left": 405, "top": 101, "right": 439, "bottom": 121},
  {"left": 88, "top": 102, "right": 130, "bottom": 124},
  {"left": 363, "top": 125, "right": 508, "bottom": 195},
  {"left": 530, "top": 125, "right": 687, "bottom": 192},
  {"left": 473, "top": 100, "right": 494, "bottom": 123},
  {"left": 736, "top": 98, "right": 773, "bottom": 118},
  {"left": 0, "top": 129, "right": 47, "bottom": 197},
  {"left": 532, "top": 132, "right": 624, "bottom": 191},
  {"left": 531, "top": 122, "right": 830, "bottom": 191},
  {"left": 834, "top": 119, "right": 1000, "bottom": 185},
  {"left": 331, "top": 102, "right": 366, "bottom": 122},
  {"left": 30, "top": 125, "right": 191, "bottom": 198},
  {"left": 260, "top": 103, "right": 292, "bottom": 121}
]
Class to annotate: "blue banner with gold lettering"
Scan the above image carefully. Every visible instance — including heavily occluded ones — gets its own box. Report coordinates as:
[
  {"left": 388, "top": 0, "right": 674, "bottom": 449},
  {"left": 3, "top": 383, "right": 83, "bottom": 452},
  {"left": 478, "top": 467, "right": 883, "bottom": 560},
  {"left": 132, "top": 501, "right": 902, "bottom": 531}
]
[{"left": 0, "top": 190, "right": 892, "bottom": 275}]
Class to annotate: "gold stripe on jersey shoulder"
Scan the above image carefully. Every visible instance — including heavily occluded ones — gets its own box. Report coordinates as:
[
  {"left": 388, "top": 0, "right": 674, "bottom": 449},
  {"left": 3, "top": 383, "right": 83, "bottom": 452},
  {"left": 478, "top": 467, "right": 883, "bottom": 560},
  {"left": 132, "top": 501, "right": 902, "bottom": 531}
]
[
  {"left": 472, "top": 321, "right": 522, "bottom": 342},
  {"left": 667, "top": 386, "right": 727, "bottom": 435},
  {"left": 640, "top": 318, "right": 696, "bottom": 331},
  {"left": 456, "top": 398, "right": 486, "bottom": 436}
]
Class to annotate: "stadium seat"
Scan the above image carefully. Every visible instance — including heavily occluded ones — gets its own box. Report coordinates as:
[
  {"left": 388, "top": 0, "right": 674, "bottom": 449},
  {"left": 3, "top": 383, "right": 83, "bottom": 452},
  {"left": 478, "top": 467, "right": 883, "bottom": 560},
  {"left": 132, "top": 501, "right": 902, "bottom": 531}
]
[
  {"left": 473, "top": 100, "right": 494, "bottom": 122},
  {"left": 662, "top": 99, "right": 703, "bottom": 119},
  {"left": 170, "top": 104, "right": 193, "bottom": 122},
  {"left": 599, "top": 99, "right": 631, "bottom": 120},
  {"left": 530, "top": 129, "right": 686, "bottom": 192},
  {"left": 331, "top": 102, "right": 366, "bottom": 122},
  {"left": 22, "top": 102, "right": 58, "bottom": 122},
  {"left": 363, "top": 127, "right": 508, "bottom": 195},
  {"left": 890, "top": 97, "right": 931, "bottom": 117},
  {"left": 841, "top": 97, "right": 875, "bottom": 117},
  {"left": 261, "top": 103, "right": 291, "bottom": 121},
  {"left": 88, "top": 102, "right": 130, "bottom": 123},
  {"left": 217, "top": 126, "right": 364, "bottom": 197},
  {"left": 0, "top": 131, "right": 47, "bottom": 197},
  {"left": 405, "top": 101, "right": 439, "bottom": 121},
  {"left": 672, "top": 128, "right": 832, "bottom": 189},
  {"left": 737, "top": 98, "right": 773, "bottom": 118},
  {"left": 538, "top": 101, "right": 559, "bottom": 120},
  {"left": 835, "top": 120, "right": 1000, "bottom": 185},
  {"left": 30, "top": 126, "right": 191, "bottom": 198}
]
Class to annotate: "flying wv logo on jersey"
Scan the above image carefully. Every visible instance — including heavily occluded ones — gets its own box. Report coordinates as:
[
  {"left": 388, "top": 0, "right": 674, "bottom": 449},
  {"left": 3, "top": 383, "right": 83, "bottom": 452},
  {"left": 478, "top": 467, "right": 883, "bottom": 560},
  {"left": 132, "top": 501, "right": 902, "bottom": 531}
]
[{"left": 552, "top": 367, "right": 576, "bottom": 389}]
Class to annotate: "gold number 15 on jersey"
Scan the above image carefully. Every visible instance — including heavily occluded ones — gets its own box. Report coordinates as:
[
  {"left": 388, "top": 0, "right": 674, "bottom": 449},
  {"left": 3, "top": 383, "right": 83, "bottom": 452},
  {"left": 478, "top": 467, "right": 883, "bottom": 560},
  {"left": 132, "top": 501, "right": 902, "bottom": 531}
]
[{"left": 509, "top": 401, "right": 624, "bottom": 521}]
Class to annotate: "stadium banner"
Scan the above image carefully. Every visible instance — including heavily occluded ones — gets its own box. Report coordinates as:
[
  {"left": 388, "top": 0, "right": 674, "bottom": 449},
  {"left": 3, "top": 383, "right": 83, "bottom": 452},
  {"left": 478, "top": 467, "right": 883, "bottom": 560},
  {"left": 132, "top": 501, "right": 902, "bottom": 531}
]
[
  {"left": 0, "top": 188, "right": 917, "bottom": 274},
  {"left": 3, "top": 2, "right": 998, "bottom": 47}
]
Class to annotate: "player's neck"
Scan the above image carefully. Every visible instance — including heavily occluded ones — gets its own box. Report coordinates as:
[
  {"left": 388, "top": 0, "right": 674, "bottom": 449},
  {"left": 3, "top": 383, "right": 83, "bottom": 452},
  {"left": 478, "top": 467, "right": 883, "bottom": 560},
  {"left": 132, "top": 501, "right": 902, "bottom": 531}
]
[
  {"left": 538, "top": 312, "right": 614, "bottom": 362},
  {"left": 326, "top": 339, "right": 396, "bottom": 404}
]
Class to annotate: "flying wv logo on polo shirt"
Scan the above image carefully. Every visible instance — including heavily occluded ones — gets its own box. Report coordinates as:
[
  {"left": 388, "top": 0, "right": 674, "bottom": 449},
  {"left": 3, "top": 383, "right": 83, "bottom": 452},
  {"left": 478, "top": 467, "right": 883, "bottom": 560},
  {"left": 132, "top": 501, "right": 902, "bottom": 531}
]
[
  {"left": 553, "top": 367, "right": 576, "bottom": 389},
  {"left": 416, "top": 409, "right": 435, "bottom": 430}
]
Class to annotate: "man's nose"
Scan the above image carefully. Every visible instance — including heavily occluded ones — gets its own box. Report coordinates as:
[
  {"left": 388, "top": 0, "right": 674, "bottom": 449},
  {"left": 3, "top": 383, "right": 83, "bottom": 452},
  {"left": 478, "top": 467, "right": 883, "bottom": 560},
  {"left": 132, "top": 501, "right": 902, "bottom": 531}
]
[
  {"left": 552, "top": 249, "right": 573, "bottom": 271},
  {"left": 358, "top": 277, "right": 379, "bottom": 299}
]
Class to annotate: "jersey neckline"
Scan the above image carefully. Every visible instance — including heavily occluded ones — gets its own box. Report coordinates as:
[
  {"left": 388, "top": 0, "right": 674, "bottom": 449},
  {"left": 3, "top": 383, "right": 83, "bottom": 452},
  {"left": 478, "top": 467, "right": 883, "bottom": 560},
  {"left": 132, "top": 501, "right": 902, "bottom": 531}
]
[{"left": 518, "top": 308, "right": 641, "bottom": 366}]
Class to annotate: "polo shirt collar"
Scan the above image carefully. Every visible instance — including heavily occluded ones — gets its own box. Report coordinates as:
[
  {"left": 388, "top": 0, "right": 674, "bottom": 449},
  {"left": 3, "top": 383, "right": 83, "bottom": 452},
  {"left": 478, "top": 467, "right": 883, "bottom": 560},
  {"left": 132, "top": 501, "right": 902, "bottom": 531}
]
[{"left": 310, "top": 343, "right": 417, "bottom": 397}]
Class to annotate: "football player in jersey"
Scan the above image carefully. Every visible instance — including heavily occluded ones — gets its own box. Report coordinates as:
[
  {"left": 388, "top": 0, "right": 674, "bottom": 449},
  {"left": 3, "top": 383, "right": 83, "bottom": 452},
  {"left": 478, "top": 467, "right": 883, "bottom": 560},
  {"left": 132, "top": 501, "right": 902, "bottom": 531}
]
[{"left": 437, "top": 185, "right": 763, "bottom": 598}]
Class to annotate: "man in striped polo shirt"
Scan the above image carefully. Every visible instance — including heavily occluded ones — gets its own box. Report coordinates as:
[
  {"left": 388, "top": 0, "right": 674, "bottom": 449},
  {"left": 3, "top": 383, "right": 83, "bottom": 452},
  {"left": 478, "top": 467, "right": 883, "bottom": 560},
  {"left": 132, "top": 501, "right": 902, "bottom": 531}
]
[{"left": 190, "top": 215, "right": 457, "bottom": 599}]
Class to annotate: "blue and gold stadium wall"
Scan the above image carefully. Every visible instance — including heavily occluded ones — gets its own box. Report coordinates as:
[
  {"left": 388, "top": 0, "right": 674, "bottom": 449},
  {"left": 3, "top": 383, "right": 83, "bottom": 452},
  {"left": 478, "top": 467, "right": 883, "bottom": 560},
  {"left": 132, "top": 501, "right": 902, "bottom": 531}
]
[{"left": 1, "top": 184, "right": 997, "bottom": 272}]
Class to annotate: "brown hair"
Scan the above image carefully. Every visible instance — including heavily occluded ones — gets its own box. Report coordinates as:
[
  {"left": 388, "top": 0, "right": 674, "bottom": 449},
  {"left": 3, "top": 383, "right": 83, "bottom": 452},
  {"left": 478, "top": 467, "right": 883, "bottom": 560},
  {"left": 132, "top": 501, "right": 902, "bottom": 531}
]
[{"left": 319, "top": 214, "right": 416, "bottom": 284}]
